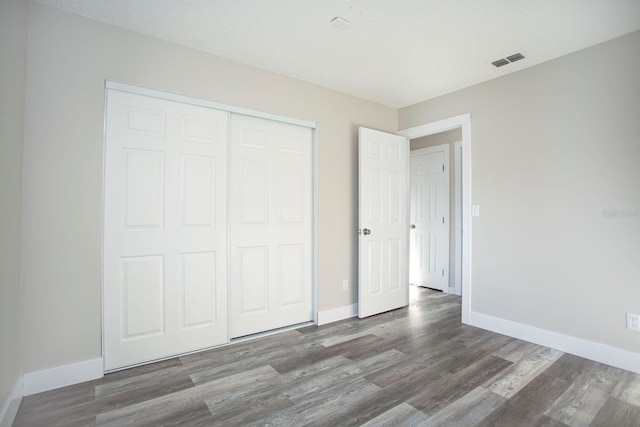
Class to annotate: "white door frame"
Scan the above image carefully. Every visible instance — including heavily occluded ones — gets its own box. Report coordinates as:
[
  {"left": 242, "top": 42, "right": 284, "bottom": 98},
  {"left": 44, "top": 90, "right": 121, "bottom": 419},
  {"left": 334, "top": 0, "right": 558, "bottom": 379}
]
[
  {"left": 102, "top": 81, "right": 319, "bottom": 369},
  {"left": 398, "top": 114, "right": 471, "bottom": 324},
  {"left": 411, "top": 142, "right": 463, "bottom": 296},
  {"left": 453, "top": 140, "right": 462, "bottom": 296}
]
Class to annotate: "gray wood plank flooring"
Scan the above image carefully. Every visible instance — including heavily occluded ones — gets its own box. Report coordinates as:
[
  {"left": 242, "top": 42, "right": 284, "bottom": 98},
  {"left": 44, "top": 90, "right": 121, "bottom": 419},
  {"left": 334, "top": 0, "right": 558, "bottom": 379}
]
[{"left": 14, "top": 287, "right": 640, "bottom": 426}]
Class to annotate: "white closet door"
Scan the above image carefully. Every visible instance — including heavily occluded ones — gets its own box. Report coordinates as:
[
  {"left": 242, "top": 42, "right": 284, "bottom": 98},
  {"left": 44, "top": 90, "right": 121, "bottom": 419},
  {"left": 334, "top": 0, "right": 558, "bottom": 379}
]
[
  {"left": 229, "top": 114, "right": 313, "bottom": 338},
  {"left": 104, "top": 89, "right": 228, "bottom": 370}
]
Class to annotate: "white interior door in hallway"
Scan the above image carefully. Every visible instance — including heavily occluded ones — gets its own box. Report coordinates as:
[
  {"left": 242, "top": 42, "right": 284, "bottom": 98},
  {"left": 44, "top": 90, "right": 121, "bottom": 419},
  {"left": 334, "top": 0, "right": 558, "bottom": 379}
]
[
  {"left": 103, "top": 89, "right": 229, "bottom": 371},
  {"left": 358, "top": 127, "right": 409, "bottom": 318},
  {"left": 409, "top": 145, "right": 449, "bottom": 291},
  {"left": 229, "top": 114, "right": 313, "bottom": 338}
]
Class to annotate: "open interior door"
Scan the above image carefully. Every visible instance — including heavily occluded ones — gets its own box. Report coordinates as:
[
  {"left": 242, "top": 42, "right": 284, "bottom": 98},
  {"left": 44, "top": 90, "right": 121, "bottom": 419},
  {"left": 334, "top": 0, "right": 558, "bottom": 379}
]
[{"left": 358, "top": 127, "right": 409, "bottom": 318}]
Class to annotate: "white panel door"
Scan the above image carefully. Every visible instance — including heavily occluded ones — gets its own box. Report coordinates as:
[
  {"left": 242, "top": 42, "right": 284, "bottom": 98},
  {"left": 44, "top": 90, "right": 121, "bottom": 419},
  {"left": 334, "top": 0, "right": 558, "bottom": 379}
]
[
  {"left": 358, "top": 127, "right": 409, "bottom": 318},
  {"left": 410, "top": 146, "right": 449, "bottom": 291},
  {"left": 104, "top": 89, "right": 228, "bottom": 370},
  {"left": 229, "top": 114, "right": 313, "bottom": 338}
]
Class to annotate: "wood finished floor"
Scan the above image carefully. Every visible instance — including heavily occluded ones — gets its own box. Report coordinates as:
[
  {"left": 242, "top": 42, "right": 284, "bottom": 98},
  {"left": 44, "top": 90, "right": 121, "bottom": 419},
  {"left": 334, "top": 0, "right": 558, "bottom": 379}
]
[{"left": 14, "top": 287, "right": 640, "bottom": 426}]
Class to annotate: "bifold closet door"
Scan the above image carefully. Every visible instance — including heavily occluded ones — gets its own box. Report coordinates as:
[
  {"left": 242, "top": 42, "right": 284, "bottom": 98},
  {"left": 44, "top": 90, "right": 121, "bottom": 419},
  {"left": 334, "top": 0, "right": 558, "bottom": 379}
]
[
  {"left": 229, "top": 115, "right": 313, "bottom": 338},
  {"left": 103, "top": 89, "right": 228, "bottom": 370}
]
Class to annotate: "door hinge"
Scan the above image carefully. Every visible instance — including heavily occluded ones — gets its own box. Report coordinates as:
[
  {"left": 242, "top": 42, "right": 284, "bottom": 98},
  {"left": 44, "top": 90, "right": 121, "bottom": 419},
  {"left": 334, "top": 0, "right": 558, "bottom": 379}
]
[
  {"left": 442, "top": 269, "right": 445, "bottom": 276},
  {"left": 442, "top": 217, "right": 445, "bottom": 224},
  {"left": 442, "top": 164, "right": 445, "bottom": 172}
]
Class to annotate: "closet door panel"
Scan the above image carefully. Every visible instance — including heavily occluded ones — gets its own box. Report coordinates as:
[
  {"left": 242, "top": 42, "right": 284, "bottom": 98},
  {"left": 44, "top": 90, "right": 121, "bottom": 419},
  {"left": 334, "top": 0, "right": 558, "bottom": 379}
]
[
  {"left": 229, "top": 115, "right": 313, "bottom": 338},
  {"left": 104, "top": 89, "right": 228, "bottom": 370}
]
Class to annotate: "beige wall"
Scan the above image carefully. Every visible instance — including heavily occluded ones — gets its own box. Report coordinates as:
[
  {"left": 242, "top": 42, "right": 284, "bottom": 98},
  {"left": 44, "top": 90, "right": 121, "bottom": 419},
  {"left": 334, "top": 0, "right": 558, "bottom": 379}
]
[
  {"left": 410, "top": 128, "right": 461, "bottom": 288},
  {"left": 400, "top": 31, "right": 640, "bottom": 353},
  {"left": 21, "top": 2, "right": 397, "bottom": 373},
  {"left": 0, "top": 0, "right": 27, "bottom": 409}
]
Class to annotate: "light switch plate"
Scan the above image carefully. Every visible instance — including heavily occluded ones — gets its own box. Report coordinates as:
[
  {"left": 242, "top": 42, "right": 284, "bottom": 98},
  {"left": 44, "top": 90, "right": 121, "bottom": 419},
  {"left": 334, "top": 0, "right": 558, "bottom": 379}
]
[{"left": 472, "top": 205, "right": 480, "bottom": 217}]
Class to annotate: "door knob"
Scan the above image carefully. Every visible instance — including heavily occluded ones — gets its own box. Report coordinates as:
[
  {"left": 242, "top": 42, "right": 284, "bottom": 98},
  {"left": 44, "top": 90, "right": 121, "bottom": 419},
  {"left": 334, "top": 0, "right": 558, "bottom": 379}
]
[
  {"left": 410, "top": 224, "right": 416, "bottom": 229},
  {"left": 362, "top": 228, "right": 371, "bottom": 235}
]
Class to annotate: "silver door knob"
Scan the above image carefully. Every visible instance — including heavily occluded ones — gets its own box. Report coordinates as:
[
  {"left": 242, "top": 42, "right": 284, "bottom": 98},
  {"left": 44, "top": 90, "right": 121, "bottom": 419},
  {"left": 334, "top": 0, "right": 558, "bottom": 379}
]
[
  {"left": 410, "top": 224, "right": 416, "bottom": 229},
  {"left": 362, "top": 228, "right": 371, "bottom": 235}
]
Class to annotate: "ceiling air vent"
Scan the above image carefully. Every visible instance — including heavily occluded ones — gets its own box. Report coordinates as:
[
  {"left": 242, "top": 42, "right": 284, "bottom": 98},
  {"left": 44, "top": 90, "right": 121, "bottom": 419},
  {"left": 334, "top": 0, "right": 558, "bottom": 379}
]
[
  {"left": 507, "top": 53, "right": 525, "bottom": 63},
  {"left": 491, "top": 58, "right": 510, "bottom": 68},
  {"left": 492, "top": 53, "right": 525, "bottom": 68}
]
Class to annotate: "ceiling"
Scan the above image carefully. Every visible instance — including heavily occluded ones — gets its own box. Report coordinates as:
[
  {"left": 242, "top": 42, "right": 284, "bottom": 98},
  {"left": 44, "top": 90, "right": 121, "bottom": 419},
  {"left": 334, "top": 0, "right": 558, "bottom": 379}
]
[{"left": 36, "top": 0, "right": 640, "bottom": 108}]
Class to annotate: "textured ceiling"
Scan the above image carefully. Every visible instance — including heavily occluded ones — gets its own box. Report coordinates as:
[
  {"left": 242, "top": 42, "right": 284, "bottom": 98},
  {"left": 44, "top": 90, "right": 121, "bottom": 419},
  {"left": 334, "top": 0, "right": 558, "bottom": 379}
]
[{"left": 36, "top": 0, "right": 640, "bottom": 108}]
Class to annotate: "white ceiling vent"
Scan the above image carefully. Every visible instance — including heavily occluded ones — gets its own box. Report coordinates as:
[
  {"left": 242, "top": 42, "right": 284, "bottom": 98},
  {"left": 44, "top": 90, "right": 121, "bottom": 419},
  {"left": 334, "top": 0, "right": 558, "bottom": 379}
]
[{"left": 330, "top": 16, "right": 351, "bottom": 29}]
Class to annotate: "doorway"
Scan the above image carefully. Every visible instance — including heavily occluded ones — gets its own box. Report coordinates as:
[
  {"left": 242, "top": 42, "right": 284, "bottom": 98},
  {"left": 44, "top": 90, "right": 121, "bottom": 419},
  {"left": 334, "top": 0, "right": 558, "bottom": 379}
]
[{"left": 398, "top": 114, "right": 472, "bottom": 324}]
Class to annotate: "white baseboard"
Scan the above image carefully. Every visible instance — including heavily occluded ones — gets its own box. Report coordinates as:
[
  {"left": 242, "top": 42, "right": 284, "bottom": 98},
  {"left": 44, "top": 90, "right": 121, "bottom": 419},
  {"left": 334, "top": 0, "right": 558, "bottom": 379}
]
[
  {"left": 0, "top": 376, "right": 23, "bottom": 427},
  {"left": 469, "top": 311, "right": 640, "bottom": 374},
  {"left": 23, "top": 358, "right": 103, "bottom": 396},
  {"left": 317, "top": 303, "right": 358, "bottom": 325}
]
